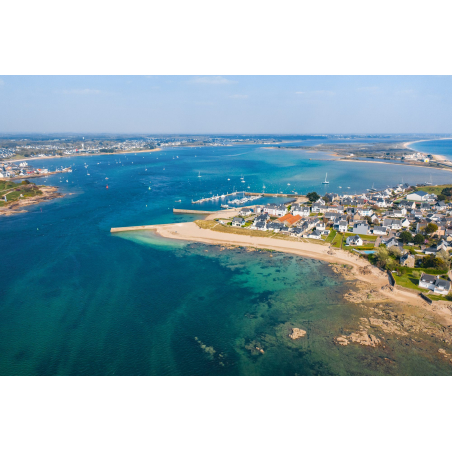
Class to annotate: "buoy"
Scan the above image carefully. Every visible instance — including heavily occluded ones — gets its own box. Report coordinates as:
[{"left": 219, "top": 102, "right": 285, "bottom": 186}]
[{"left": 106, "top": 185, "right": 109, "bottom": 189}]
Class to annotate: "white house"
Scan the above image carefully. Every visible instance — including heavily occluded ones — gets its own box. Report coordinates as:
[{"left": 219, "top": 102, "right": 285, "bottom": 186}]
[
  {"left": 419, "top": 273, "right": 451, "bottom": 295},
  {"left": 334, "top": 220, "right": 348, "bottom": 233},
  {"left": 346, "top": 235, "right": 363, "bottom": 246},
  {"left": 372, "top": 226, "right": 387, "bottom": 235},
  {"left": 307, "top": 230, "right": 323, "bottom": 240},
  {"left": 251, "top": 221, "right": 267, "bottom": 231},
  {"left": 407, "top": 191, "right": 429, "bottom": 202},
  {"left": 291, "top": 204, "right": 310, "bottom": 217},
  {"left": 263, "top": 204, "right": 286, "bottom": 217},
  {"left": 232, "top": 217, "right": 245, "bottom": 227},
  {"left": 358, "top": 207, "right": 373, "bottom": 217}
]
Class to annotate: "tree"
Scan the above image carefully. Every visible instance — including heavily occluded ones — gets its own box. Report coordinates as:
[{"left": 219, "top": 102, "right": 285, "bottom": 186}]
[
  {"left": 425, "top": 223, "right": 438, "bottom": 235},
  {"left": 441, "top": 187, "right": 452, "bottom": 198},
  {"left": 399, "top": 231, "right": 413, "bottom": 244},
  {"left": 388, "top": 246, "right": 402, "bottom": 259},
  {"left": 414, "top": 233, "right": 425, "bottom": 245},
  {"left": 437, "top": 249, "right": 451, "bottom": 270},
  {"left": 306, "top": 192, "right": 320, "bottom": 203},
  {"left": 437, "top": 194, "right": 447, "bottom": 202},
  {"left": 374, "top": 247, "right": 391, "bottom": 269}
]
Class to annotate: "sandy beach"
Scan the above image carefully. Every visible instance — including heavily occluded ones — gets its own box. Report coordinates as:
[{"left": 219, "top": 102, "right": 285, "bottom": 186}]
[{"left": 123, "top": 219, "right": 452, "bottom": 326}]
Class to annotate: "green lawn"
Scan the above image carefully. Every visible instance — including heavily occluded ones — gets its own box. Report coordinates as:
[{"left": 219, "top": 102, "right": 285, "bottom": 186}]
[
  {"left": 331, "top": 232, "right": 343, "bottom": 248},
  {"left": 0, "top": 180, "right": 42, "bottom": 206},
  {"left": 326, "top": 230, "right": 337, "bottom": 243},
  {"left": 393, "top": 272, "right": 429, "bottom": 293},
  {"left": 417, "top": 184, "right": 452, "bottom": 196}
]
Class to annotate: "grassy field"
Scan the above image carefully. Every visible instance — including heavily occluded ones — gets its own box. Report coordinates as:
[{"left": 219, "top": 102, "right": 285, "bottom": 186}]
[
  {"left": 326, "top": 230, "right": 337, "bottom": 243},
  {"left": 331, "top": 232, "right": 343, "bottom": 248},
  {"left": 417, "top": 184, "right": 452, "bottom": 196},
  {"left": 193, "top": 220, "right": 328, "bottom": 245},
  {"left": 0, "top": 180, "right": 43, "bottom": 206},
  {"left": 393, "top": 270, "right": 429, "bottom": 292}
]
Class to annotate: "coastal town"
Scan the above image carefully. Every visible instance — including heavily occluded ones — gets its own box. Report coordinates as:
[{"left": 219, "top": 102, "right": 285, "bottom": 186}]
[{"left": 200, "top": 183, "right": 452, "bottom": 300}]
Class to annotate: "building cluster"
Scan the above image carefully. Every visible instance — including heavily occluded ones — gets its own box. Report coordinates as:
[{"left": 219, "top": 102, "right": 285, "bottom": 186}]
[
  {"left": 227, "top": 183, "right": 452, "bottom": 295},
  {"left": 0, "top": 162, "right": 71, "bottom": 178}
]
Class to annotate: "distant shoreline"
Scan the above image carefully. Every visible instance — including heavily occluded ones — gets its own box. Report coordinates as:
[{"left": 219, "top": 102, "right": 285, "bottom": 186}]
[{"left": 3, "top": 147, "right": 162, "bottom": 165}]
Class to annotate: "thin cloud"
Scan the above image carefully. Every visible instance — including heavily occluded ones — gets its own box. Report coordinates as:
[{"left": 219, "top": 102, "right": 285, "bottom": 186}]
[
  {"left": 356, "top": 86, "right": 379, "bottom": 92},
  {"left": 296, "top": 90, "right": 334, "bottom": 96},
  {"left": 59, "top": 89, "right": 102, "bottom": 95},
  {"left": 229, "top": 94, "right": 248, "bottom": 99},
  {"left": 189, "top": 76, "right": 237, "bottom": 85}
]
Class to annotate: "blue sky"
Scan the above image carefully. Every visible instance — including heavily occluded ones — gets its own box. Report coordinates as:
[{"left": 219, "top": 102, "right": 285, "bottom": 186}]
[{"left": 0, "top": 75, "right": 451, "bottom": 134}]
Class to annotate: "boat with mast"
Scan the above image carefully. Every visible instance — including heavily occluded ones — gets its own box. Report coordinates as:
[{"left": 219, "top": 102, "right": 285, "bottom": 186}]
[{"left": 322, "top": 173, "right": 329, "bottom": 184}]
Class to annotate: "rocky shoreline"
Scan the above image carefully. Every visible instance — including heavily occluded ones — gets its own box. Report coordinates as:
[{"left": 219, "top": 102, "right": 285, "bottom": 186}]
[{"left": 0, "top": 185, "right": 63, "bottom": 216}]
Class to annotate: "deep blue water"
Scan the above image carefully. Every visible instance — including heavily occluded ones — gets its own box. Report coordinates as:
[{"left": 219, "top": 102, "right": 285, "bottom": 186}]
[
  {"left": 409, "top": 139, "right": 452, "bottom": 158},
  {"left": 1, "top": 142, "right": 452, "bottom": 375}
]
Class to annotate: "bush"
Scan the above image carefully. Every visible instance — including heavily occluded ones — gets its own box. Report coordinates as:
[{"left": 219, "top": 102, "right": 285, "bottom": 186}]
[
  {"left": 425, "top": 223, "right": 438, "bottom": 235},
  {"left": 414, "top": 234, "right": 425, "bottom": 245},
  {"left": 399, "top": 231, "right": 413, "bottom": 244},
  {"left": 441, "top": 187, "right": 452, "bottom": 198},
  {"left": 306, "top": 192, "right": 320, "bottom": 203},
  {"left": 412, "top": 271, "right": 420, "bottom": 279}
]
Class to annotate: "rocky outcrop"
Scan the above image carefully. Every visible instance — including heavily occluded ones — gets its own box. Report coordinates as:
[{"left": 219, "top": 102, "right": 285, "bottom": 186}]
[
  {"left": 335, "top": 325, "right": 381, "bottom": 347},
  {"left": 438, "top": 348, "right": 452, "bottom": 363},
  {"left": 289, "top": 328, "right": 306, "bottom": 339}
]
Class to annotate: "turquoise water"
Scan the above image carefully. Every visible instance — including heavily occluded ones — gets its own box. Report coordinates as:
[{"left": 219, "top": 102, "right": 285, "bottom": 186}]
[{"left": 1, "top": 141, "right": 452, "bottom": 375}]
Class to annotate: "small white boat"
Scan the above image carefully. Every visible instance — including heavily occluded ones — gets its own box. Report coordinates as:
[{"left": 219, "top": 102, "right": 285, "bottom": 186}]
[
  {"left": 322, "top": 173, "right": 329, "bottom": 184},
  {"left": 105, "top": 177, "right": 109, "bottom": 180},
  {"left": 198, "top": 172, "right": 202, "bottom": 177}
]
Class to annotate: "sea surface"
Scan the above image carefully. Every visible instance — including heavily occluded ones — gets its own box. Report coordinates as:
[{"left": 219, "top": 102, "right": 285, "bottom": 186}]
[
  {"left": 408, "top": 139, "right": 452, "bottom": 159},
  {"left": 1, "top": 140, "right": 452, "bottom": 375}
]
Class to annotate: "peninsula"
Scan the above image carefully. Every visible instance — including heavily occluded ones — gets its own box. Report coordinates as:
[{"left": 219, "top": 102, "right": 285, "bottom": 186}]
[{"left": 0, "top": 179, "right": 63, "bottom": 216}]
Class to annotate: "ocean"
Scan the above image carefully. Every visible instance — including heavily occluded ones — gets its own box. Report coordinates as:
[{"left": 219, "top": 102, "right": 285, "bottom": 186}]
[
  {"left": 1, "top": 141, "right": 452, "bottom": 375},
  {"left": 408, "top": 139, "right": 452, "bottom": 159}
]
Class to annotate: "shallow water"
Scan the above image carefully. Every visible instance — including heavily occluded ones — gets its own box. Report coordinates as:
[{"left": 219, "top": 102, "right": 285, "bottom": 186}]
[{"left": 1, "top": 141, "right": 452, "bottom": 375}]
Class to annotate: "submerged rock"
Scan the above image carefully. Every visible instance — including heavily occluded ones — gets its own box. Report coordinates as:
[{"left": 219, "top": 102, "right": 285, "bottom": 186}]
[{"left": 289, "top": 328, "right": 307, "bottom": 340}]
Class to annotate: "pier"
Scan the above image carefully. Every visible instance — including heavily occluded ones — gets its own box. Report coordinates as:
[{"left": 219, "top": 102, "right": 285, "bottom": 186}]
[
  {"left": 173, "top": 209, "right": 215, "bottom": 215},
  {"left": 110, "top": 225, "right": 160, "bottom": 233},
  {"left": 244, "top": 192, "right": 294, "bottom": 197}
]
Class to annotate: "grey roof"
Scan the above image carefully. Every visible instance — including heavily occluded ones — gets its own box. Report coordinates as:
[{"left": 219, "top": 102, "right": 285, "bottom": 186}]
[
  {"left": 421, "top": 273, "right": 437, "bottom": 284},
  {"left": 413, "top": 190, "right": 428, "bottom": 196}
]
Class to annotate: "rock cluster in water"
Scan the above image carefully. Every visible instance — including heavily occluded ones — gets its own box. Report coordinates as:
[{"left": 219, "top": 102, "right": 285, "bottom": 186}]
[{"left": 289, "top": 328, "right": 307, "bottom": 340}]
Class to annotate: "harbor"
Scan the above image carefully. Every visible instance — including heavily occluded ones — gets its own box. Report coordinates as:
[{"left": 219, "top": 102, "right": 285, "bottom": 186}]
[{"left": 191, "top": 191, "right": 295, "bottom": 206}]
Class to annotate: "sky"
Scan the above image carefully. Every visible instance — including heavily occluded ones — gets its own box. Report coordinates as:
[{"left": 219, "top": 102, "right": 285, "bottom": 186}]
[{"left": 0, "top": 75, "right": 451, "bottom": 134}]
